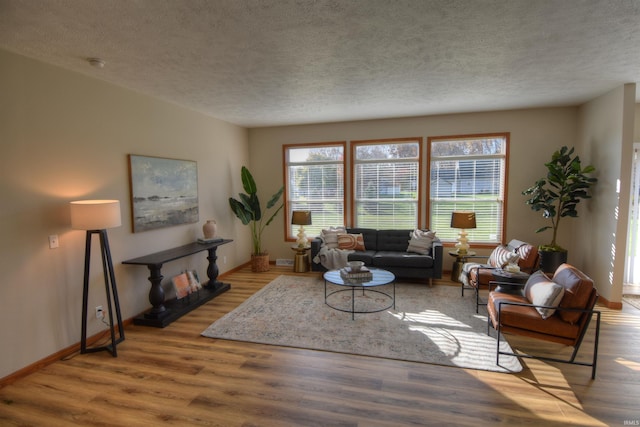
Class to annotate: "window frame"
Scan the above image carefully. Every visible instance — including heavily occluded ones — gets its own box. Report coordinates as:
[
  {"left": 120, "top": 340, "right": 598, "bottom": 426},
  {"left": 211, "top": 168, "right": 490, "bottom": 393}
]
[
  {"left": 282, "top": 141, "right": 347, "bottom": 242},
  {"left": 427, "top": 133, "right": 509, "bottom": 248},
  {"left": 351, "top": 137, "right": 423, "bottom": 229}
]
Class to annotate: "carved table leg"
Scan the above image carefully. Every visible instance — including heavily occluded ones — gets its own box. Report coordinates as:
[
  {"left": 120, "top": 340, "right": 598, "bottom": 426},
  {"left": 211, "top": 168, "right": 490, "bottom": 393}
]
[
  {"left": 206, "top": 247, "right": 223, "bottom": 289},
  {"left": 144, "top": 263, "right": 168, "bottom": 319}
]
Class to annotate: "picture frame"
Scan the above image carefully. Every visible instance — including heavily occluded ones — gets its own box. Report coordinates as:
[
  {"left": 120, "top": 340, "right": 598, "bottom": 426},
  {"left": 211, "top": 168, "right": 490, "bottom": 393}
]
[
  {"left": 172, "top": 272, "right": 191, "bottom": 300},
  {"left": 172, "top": 270, "right": 202, "bottom": 300},
  {"left": 128, "top": 154, "right": 199, "bottom": 232}
]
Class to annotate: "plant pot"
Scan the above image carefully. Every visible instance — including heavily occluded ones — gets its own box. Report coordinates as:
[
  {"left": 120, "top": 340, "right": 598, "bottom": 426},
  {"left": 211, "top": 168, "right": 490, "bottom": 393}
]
[
  {"left": 251, "top": 253, "right": 270, "bottom": 272},
  {"left": 539, "top": 250, "right": 568, "bottom": 275}
]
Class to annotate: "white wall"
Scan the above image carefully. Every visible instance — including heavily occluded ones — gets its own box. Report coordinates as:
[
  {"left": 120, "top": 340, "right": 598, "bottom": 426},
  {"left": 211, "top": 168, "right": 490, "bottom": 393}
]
[
  {"left": 576, "top": 84, "right": 636, "bottom": 304},
  {"left": 0, "top": 50, "right": 249, "bottom": 379},
  {"left": 248, "top": 108, "right": 580, "bottom": 262}
]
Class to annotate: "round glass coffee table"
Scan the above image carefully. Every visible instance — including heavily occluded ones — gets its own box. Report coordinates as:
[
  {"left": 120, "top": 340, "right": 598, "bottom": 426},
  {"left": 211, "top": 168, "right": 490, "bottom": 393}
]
[{"left": 323, "top": 268, "right": 395, "bottom": 320}]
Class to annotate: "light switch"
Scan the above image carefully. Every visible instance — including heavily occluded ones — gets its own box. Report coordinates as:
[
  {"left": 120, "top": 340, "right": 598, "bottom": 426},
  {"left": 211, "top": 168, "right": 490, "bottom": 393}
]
[{"left": 49, "top": 235, "right": 59, "bottom": 249}]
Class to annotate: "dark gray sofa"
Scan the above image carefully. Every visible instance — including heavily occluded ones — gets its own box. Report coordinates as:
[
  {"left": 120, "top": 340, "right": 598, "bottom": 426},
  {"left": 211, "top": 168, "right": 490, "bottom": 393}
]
[{"left": 311, "top": 228, "right": 443, "bottom": 285}]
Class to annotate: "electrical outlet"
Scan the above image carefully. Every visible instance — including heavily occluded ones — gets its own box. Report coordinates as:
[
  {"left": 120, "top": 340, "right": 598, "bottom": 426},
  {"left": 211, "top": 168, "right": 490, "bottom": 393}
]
[
  {"left": 48, "top": 235, "right": 59, "bottom": 249},
  {"left": 95, "top": 306, "right": 104, "bottom": 320}
]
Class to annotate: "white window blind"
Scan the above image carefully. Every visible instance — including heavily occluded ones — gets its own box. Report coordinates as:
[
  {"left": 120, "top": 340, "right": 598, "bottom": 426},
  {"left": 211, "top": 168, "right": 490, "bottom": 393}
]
[
  {"left": 429, "top": 135, "right": 507, "bottom": 243},
  {"left": 353, "top": 140, "right": 420, "bottom": 229},
  {"left": 285, "top": 144, "right": 345, "bottom": 238}
]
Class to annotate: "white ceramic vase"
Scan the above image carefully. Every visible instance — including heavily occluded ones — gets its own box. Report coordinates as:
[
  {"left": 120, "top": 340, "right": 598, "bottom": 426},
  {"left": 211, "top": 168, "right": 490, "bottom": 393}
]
[{"left": 203, "top": 220, "right": 217, "bottom": 239}]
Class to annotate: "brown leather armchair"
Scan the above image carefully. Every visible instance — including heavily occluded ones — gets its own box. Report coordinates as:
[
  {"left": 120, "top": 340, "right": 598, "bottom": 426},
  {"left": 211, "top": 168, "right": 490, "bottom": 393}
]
[
  {"left": 459, "top": 239, "right": 539, "bottom": 312},
  {"left": 487, "top": 264, "right": 601, "bottom": 379}
]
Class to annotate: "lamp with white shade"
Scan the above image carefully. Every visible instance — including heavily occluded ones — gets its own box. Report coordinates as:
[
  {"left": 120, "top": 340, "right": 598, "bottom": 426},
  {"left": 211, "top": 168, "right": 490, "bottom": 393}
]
[
  {"left": 450, "top": 211, "right": 476, "bottom": 255},
  {"left": 70, "top": 200, "right": 124, "bottom": 357}
]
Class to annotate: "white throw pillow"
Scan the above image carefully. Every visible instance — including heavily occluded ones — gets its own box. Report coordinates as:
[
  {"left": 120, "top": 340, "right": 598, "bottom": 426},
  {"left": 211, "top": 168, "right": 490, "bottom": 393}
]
[
  {"left": 321, "top": 226, "right": 346, "bottom": 249},
  {"left": 407, "top": 229, "right": 436, "bottom": 255},
  {"left": 488, "top": 245, "right": 520, "bottom": 268},
  {"left": 525, "top": 271, "right": 565, "bottom": 319}
]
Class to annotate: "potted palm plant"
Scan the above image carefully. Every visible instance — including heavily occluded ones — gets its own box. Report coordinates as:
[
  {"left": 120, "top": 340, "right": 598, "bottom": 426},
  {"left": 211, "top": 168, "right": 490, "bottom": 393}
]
[
  {"left": 229, "top": 166, "right": 284, "bottom": 272},
  {"left": 522, "top": 146, "right": 597, "bottom": 273}
]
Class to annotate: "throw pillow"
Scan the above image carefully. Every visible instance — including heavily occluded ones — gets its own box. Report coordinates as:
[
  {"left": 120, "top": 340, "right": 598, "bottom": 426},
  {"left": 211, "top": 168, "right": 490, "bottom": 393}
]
[
  {"left": 523, "top": 270, "right": 551, "bottom": 295},
  {"left": 337, "top": 233, "right": 366, "bottom": 251},
  {"left": 526, "top": 278, "right": 565, "bottom": 319},
  {"left": 406, "top": 229, "right": 437, "bottom": 255},
  {"left": 488, "top": 245, "right": 520, "bottom": 268},
  {"left": 321, "top": 226, "right": 346, "bottom": 249}
]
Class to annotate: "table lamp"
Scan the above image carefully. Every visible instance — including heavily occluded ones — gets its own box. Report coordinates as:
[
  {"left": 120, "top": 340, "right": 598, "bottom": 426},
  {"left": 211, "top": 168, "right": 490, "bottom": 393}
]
[
  {"left": 70, "top": 200, "right": 125, "bottom": 357},
  {"left": 450, "top": 211, "right": 476, "bottom": 255},
  {"left": 291, "top": 210, "right": 312, "bottom": 248}
]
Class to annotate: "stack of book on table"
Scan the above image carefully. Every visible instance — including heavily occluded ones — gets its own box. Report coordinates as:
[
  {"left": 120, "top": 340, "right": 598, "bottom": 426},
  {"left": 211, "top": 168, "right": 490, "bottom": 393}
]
[{"left": 339, "top": 266, "right": 373, "bottom": 283}]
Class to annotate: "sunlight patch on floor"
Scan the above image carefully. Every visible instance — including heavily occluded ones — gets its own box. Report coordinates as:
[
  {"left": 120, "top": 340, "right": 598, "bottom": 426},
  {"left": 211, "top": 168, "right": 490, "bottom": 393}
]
[{"left": 615, "top": 357, "right": 640, "bottom": 371}]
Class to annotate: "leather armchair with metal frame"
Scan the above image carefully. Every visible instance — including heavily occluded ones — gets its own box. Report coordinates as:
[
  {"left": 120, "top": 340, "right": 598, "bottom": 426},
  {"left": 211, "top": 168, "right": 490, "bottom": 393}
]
[
  {"left": 486, "top": 264, "right": 601, "bottom": 379},
  {"left": 459, "top": 239, "right": 539, "bottom": 313}
]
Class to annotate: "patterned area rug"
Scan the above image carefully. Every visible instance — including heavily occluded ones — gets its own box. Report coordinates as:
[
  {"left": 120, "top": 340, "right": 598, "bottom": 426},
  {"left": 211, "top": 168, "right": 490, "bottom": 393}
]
[
  {"left": 202, "top": 275, "right": 522, "bottom": 373},
  {"left": 623, "top": 294, "right": 640, "bottom": 311}
]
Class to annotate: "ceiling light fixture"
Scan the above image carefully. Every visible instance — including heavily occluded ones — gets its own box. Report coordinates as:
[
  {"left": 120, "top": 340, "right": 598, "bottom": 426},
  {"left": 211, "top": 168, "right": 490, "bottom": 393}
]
[{"left": 87, "top": 57, "right": 105, "bottom": 68}]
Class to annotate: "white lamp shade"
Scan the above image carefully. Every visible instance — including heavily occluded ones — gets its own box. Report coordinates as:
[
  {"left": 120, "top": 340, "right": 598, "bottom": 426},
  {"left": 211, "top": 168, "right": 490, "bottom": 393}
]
[{"left": 70, "top": 200, "right": 122, "bottom": 230}]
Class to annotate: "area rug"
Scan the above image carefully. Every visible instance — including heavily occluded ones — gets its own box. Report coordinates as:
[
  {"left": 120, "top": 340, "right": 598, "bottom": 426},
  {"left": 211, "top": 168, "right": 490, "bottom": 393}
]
[
  {"left": 202, "top": 275, "right": 522, "bottom": 373},
  {"left": 623, "top": 294, "right": 640, "bottom": 311}
]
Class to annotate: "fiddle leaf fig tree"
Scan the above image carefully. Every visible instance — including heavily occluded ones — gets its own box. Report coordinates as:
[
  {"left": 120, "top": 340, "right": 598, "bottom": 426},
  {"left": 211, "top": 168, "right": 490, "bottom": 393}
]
[
  {"left": 522, "top": 146, "right": 597, "bottom": 252},
  {"left": 229, "top": 166, "right": 284, "bottom": 255}
]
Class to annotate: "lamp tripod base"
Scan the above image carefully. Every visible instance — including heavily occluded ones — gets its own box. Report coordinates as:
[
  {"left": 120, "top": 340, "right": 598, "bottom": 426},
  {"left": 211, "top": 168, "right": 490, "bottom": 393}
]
[{"left": 81, "top": 230, "right": 125, "bottom": 357}]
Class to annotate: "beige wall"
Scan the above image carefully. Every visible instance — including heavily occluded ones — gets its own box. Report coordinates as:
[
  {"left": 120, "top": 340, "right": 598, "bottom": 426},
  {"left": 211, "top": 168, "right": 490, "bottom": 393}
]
[
  {"left": 249, "top": 108, "right": 581, "bottom": 263},
  {"left": 0, "top": 50, "right": 249, "bottom": 379},
  {"left": 576, "top": 84, "right": 636, "bottom": 303}
]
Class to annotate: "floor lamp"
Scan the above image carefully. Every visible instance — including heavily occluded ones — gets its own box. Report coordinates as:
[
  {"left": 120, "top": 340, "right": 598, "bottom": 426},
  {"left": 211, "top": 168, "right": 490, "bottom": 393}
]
[{"left": 70, "top": 200, "right": 125, "bottom": 357}]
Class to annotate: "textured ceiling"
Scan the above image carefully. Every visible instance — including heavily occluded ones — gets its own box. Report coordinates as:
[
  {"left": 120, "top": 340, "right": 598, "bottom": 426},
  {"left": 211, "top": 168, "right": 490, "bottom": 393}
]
[{"left": 1, "top": 0, "right": 639, "bottom": 127}]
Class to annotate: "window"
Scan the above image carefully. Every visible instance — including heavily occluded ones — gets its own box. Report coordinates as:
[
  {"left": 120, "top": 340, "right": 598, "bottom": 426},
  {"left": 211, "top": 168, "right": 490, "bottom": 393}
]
[
  {"left": 284, "top": 142, "right": 346, "bottom": 240},
  {"left": 429, "top": 134, "right": 508, "bottom": 244},
  {"left": 352, "top": 139, "right": 421, "bottom": 229}
]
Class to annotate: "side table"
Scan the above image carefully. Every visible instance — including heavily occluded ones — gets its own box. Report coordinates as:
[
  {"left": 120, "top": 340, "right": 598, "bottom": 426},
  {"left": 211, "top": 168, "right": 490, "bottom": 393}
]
[
  {"left": 448, "top": 250, "right": 476, "bottom": 282},
  {"left": 291, "top": 246, "right": 311, "bottom": 272},
  {"left": 492, "top": 269, "right": 530, "bottom": 295}
]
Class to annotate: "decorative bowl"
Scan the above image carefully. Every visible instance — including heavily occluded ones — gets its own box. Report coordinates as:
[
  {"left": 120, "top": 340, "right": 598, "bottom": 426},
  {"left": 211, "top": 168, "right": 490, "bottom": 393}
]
[{"left": 348, "top": 261, "right": 365, "bottom": 272}]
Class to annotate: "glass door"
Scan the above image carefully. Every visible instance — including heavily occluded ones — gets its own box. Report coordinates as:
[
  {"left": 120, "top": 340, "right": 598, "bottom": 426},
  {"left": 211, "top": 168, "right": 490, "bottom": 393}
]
[{"left": 625, "top": 143, "right": 640, "bottom": 285}]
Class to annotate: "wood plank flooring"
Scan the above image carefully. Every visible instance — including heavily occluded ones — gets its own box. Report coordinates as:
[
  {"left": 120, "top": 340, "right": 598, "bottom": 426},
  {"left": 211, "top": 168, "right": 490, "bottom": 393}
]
[{"left": 1, "top": 265, "right": 640, "bottom": 426}]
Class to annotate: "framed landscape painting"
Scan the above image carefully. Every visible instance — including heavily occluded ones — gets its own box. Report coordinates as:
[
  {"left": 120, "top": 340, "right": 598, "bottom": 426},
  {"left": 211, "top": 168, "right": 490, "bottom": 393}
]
[{"left": 128, "top": 154, "right": 199, "bottom": 232}]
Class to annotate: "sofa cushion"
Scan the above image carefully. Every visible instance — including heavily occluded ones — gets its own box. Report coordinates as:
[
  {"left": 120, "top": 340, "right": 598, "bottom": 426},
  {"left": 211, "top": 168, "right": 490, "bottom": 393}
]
[
  {"left": 407, "top": 229, "right": 436, "bottom": 255},
  {"left": 553, "top": 263, "right": 595, "bottom": 324},
  {"left": 372, "top": 251, "right": 434, "bottom": 268},
  {"left": 488, "top": 245, "right": 520, "bottom": 268},
  {"left": 337, "top": 233, "right": 366, "bottom": 251},
  {"left": 376, "top": 229, "right": 413, "bottom": 252},
  {"left": 488, "top": 292, "right": 580, "bottom": 340},
  {"left": 347, "top": 251, "right": 375, "bottom": 265}
]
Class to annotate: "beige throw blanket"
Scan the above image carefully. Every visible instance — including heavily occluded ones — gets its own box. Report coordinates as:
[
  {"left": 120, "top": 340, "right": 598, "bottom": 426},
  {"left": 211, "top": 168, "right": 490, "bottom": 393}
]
[{"left": 312, "top": 246, "right": 353, "bottom": 270}]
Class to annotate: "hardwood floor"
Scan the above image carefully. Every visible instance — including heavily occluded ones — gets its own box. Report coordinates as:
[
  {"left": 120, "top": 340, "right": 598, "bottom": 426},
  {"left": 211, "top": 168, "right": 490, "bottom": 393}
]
[{"left": 1, "top": 265, "right": 640, "bottom": 426}]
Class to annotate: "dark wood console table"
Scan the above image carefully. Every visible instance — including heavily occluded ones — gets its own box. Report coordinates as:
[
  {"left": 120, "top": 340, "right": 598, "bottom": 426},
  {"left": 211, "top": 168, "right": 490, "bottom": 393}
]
[{"left": 123, "top": 239, "right": 232, "bottom": 328}]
